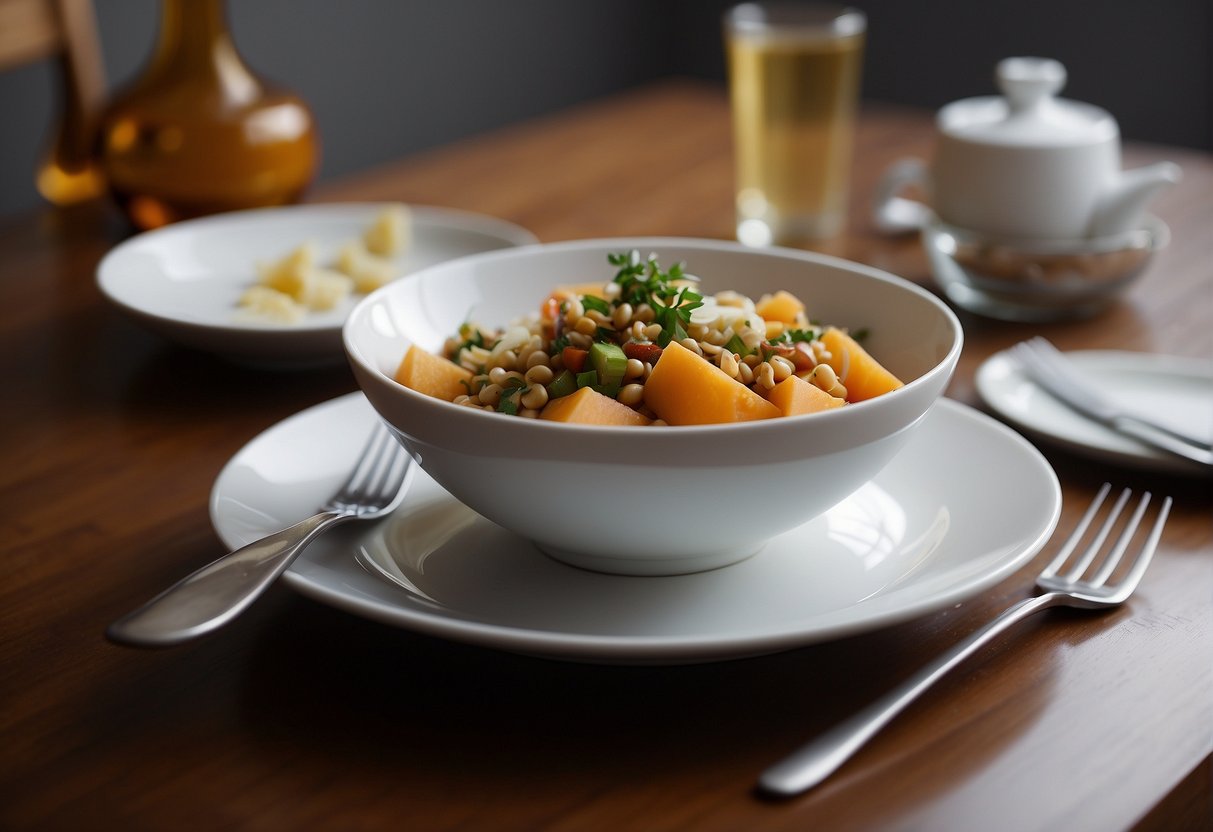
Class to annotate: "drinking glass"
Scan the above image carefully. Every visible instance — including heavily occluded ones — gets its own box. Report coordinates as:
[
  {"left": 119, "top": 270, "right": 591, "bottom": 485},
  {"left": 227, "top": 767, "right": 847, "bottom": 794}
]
[{"left": 724, "top": 3, "right": 866, "bottom": 246}]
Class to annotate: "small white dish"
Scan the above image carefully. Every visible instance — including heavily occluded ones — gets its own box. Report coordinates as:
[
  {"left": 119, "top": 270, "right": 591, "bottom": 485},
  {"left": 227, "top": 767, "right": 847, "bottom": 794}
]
[
  {"left": 977, "top": 348, "right": 1213, "bottom": 476},
  {"left": 922, "top": 213, "right": 1169, "bottom": 322},
  {"left": 97, "top": 203, "right": 537, "bottom": 368},
  {"left": 209, "top": 393, "right": 1060, "bottom": 664}
]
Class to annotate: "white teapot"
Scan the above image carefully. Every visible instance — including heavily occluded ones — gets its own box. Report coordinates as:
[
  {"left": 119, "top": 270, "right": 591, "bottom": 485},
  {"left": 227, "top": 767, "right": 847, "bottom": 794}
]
[{"left": 874, "top": 57, "right": 1180, "bottom": 240}]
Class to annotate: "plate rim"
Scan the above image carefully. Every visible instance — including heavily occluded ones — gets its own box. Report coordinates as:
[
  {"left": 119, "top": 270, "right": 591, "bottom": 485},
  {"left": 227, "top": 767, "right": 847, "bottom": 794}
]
[
  {"left": 95, "top": 202, "right": 539, "bottom": 351},
  {"left": 209, "top": 393, "right": 1061, "bottom": 662},
  {"left": 976, "top": 347, "right": 1213, "bottom": 476}
]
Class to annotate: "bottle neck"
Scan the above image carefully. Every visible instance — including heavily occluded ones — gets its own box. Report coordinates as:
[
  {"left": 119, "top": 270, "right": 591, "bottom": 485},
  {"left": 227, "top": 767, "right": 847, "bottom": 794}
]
[{"left": 149, "top": 0, "right": 260, "bottom": 101}]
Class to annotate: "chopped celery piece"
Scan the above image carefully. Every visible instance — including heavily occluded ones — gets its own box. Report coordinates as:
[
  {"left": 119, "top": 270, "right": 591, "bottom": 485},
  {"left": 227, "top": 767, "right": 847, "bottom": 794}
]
[
  {"left": 546, "top": 369, "right": 577, "bottom": 400},
  {"left": 575, "top": 370, "right": 599, "bottom": 389},
  {"left": 724, "top": 333, "right": 751, "bottom": 357},
  {"left": 589, "top": 342, "right": 627, "bottom": 387}
]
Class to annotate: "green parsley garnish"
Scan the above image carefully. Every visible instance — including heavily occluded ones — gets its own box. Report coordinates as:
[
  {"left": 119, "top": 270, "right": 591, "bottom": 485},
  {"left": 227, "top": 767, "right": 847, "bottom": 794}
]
[
  {"left": 451, "top": 323, "right": 487, "bottom": 363},
  {"left": 581, "top": 295, "right": 611, "bottom": 315},
  {"left": 497, "top": 394, "right": 519, "bottom": 416},
  {"left": 768, "top": 327, "right": 821, "bottom": 346},
  {"left": 608, "top": 250, "right": 701, "bottom": 314},
  {"left": 596, "top": 251, "right": 705, "bottom": 347}
]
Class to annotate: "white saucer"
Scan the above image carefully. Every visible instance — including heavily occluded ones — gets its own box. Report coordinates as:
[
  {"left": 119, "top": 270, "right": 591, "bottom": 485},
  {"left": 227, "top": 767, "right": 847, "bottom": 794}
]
[
  {"left": 210, "top": 394, "right": 1060, "bottom": 664},
  {"left": 977, "top": 349, "right": 1213, "bottom": 476},
  {"left": 97, "top": 203, "right": 537, "bottom": 368}
]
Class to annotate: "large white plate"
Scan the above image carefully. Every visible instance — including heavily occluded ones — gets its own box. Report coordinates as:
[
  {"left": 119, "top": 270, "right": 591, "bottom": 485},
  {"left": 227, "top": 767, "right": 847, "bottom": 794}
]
[
  {"left": 210, "top": 394, "right": 1060, "bottom": 664},
  {"left": 977, "top": 349, "right": 1213, "bottom": 476},
  {"left": 97, "top": 203, "right": 537, "bottom": 368}
]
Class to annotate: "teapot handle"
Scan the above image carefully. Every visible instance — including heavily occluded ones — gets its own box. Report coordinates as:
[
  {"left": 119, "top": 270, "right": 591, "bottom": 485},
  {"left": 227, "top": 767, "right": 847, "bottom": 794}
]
[{"left": 872, "top": 158, "right": 931, "bottom": 234}]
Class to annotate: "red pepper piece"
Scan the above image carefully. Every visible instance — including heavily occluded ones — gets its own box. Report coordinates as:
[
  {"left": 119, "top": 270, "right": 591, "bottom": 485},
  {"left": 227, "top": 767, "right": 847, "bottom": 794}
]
[
  {"left": 623, "top": 342, "right": 663, "bottom": 363},
  {"left": 562, "top": 346, "right": 588, "bottom": 374}
]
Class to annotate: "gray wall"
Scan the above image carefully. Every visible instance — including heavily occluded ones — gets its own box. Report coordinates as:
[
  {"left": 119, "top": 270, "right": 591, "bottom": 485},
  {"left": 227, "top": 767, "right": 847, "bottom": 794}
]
[{"left": 2, "top": 0, "right": 1208, "bottom": 221}]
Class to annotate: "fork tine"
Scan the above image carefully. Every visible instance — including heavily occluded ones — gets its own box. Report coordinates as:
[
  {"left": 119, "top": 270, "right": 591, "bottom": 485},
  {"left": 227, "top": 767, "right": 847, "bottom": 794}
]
[
  {"left": 1040, "top": 482, "right": 1111, "bottom": 579},
  {"left": 1088, "top": 491, "right": 1153, "bottom": 585},
  {"left": 339, "top": 421, "right": 408, "bottom": 507},
  {"left": 1016, "top": 337, "right": 1085, "bottom": 392},
  {"left": 338, "top": 421, "right": 392, "bottom": 495},
  {"left": 1024, "top": 337, "right": 1069, "bottom": 376},
  {"left": 1108, "top": 496, "right": 1171, "bottom": 601},
  {"left": 361, "top": 425, "right": 397, "bottom": 493},
  {"left": 365, "top": 430, "right": 408, "bottom": 500},
  {"left": 1059, "top": 486, "right": 1133, "bottom": 581}
]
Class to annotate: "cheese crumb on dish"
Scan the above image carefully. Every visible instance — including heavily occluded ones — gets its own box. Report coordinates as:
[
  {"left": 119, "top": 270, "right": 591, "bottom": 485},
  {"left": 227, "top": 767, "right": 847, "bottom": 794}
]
[
  {"left": 336, "top": 240, "right": 397, "bottom": 293},
  {"left": 235, "top": 285, "right": 306, "bottom": 324},
  {"left": 363, "top": 203, "right": 412, "bottom": 256},
  {"left": 236, "top": 204, "right": 412, "bottom": 324}
]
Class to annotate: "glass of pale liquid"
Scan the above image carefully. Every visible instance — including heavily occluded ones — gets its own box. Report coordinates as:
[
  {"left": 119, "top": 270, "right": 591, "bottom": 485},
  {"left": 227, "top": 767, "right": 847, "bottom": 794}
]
[{"left": 724, "top": 4, "right": 866, "bottom": 246}]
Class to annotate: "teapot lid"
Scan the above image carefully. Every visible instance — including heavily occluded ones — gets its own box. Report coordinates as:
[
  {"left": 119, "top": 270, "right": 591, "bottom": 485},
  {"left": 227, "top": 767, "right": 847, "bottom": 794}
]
[{"left": 938, "top": 58, "right": 1118, "bottom": 147}]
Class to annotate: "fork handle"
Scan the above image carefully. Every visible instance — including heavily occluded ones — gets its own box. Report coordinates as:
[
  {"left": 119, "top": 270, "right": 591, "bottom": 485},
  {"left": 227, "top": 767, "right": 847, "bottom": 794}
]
[
  {"left": 758, "top": 592, "right": 1064, "bottom": 796},
  {"left": 106, "top": 510, "right": 347, "bottom": 648}
]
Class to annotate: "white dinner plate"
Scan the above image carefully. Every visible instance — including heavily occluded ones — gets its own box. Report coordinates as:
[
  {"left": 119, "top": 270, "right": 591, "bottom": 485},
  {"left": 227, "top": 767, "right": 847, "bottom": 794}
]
[
  {"left": 977, "top": 349, "right": 1213, "bottom": 476},
  {"left": 209, "top": 394, "right": 1060, "bottom": 663},
  {"left": 97, "top": 203, "right": 537, "bottom": 368}
]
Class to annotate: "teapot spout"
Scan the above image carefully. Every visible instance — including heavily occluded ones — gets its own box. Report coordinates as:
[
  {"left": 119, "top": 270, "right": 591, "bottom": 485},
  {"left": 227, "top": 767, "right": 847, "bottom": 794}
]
[{"left": 1090, "top": 162, "right": 1181, "bottom": 237}]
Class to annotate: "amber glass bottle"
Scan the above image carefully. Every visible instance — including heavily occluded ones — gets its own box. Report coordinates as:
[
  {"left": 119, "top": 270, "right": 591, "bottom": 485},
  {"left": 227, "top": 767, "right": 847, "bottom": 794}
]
[
  {"left": 36, "top": 102, "right": 107, "bottom": 207},
  {"left": 98, "top": 0, "right": 319, "bottom": 230}
]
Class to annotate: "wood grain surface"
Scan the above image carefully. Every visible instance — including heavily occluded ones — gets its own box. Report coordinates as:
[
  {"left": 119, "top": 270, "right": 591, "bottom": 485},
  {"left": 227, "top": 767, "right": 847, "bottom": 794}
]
[{"left": 1, "top": 80, "right": 1209, "bottom": 832}]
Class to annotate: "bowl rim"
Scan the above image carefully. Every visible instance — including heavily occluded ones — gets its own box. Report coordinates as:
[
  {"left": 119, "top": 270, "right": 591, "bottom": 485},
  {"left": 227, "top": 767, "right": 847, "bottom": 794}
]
[{"left": 343, "top": 236, "right": 963, "bottom": 445}]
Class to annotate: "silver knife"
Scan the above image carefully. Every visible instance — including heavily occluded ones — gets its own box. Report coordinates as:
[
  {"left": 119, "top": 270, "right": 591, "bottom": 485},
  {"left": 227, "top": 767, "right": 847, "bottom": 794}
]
[{"left": 1012, "top": 338, "right": 1213, "bottom": 468}]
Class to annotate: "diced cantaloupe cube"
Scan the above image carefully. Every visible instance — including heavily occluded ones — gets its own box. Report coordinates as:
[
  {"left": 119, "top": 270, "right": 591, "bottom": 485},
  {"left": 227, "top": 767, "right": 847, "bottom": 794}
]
[
  {"left": 557, "top": 282, "right": 609, "bottom": 300},
  {"left": 822, "top": 327, "right": 904, "bottom": 403},
  {"left": 540, "top": 283, "right": 610, "bottom": 326},
  {"left": 643, "top": 341, "right": 781, "bottom": 425},
  {"left": 755, "top": 290, "right": 805, "bottom": 324},
  {"left": 539, "top": 386, "right": 651, "bottom": 426},
  {"left": 395, "top": 345, "right": 473, "bottom": 401},
  {"left": 766, "top": 374, "right": 845, "bottom": 417}
]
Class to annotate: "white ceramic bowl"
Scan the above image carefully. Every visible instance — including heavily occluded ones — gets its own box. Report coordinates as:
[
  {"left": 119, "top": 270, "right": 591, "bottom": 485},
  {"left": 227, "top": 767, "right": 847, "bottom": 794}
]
[{"left": 344, "top": 238, "right": 962, "bottom": 575}]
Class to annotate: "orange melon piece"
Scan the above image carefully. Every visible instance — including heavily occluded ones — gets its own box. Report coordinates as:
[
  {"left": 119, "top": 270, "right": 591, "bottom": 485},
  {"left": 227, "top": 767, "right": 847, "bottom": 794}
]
[
  {"left": 395, "top": 345, "right": 473, "bottom": 401},
  {"left": 559, "top": 281, "right": 608, "bottom": 299},
  {"left": 543, "top": 282, "right": 608, "bottom": 309},
  {"left": 540, "top": 282, "right": 610, "bottom": 326},
  {"left": 767, "top": 375, "right": 845, "bottom": 417},
  {"left": 822, "top": 327, "right": 904, "bottom": 403},
  {"left": 539, "top": 386, "right": 651, "bottom": 426},
  {"left": 755, "top": 290, "right": 805, "bottom": 324},
  {"left": 643, "top": 341, "right": 781, "bottom": 425}
]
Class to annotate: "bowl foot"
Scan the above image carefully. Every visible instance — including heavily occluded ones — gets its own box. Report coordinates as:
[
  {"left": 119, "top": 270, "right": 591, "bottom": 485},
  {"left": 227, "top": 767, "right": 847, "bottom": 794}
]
[{"left": 533, "top": 541, "right": 767, "bottom": 576}]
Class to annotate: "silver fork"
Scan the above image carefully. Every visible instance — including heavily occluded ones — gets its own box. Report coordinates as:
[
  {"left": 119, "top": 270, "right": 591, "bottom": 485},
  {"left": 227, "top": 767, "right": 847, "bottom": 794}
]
[
  {"left": 107, "top": 421, "right": 412, "bottom": 648},
  {"left": 759, "top": 483, "right": 1172, "bottom": 797},
  {"left": 1012, "top": 337, "right": 1213, "bottom": 467}
]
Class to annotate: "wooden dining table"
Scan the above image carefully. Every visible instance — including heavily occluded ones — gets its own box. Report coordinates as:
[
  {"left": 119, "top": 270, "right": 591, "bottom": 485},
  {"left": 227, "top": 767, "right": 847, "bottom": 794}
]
[{"left": 2, "top": 79, "right": 1210, "bottom": 831}]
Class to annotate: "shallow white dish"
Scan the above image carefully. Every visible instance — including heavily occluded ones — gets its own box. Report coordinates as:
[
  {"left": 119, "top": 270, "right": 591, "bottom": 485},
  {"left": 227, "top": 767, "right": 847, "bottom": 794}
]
[
  {"left": 977, "top": 348, "right": 1213, "bottom": 476},
  {"left": 97, "top": 203, "right": 537, "bottom": 367},
  {"left": 209, "top": 393, "right": 1060, "bottom": 664}
]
